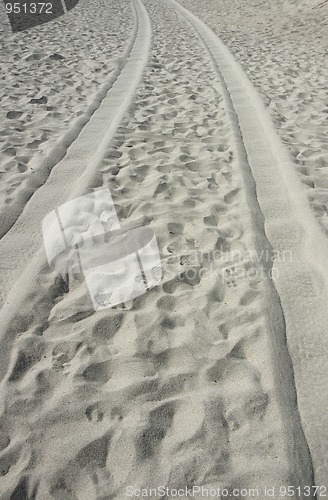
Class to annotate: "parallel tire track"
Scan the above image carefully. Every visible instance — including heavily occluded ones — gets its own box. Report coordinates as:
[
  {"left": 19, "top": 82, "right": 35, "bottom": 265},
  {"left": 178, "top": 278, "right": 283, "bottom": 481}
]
[
  {"left": 0, "top": 1, "right": 134, "bottom": 241},
  {"left": 0, "top": 0, "right": 151, "bottom": 376},
  {"left": 168, "top": 0, "right": 328, "bottom": 489}
]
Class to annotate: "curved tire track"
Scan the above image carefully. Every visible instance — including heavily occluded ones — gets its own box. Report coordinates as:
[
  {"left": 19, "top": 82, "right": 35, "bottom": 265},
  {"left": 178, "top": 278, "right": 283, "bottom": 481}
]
[
  {"left": 168, "top": 0, "right": 328, "bottom": 488},
  {"left": 0, "top": 0, "right": 151, "bottom": 376},
  {"left": 0, "top": 0, "right": 148, "bottom": 241}
]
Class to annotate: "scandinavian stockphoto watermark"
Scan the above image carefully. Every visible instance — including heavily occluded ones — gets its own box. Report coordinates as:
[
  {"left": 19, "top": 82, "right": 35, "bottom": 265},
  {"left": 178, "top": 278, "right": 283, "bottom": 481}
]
[
  {"left": 163, "top": 246, "right": 293, "bottom": 287},
  {"left": 125, "top": 485, "right": 327, "bottom": 498},
  {"left": 126, "top": 486, "right": 261, "bottom": 498},
  {"left": 42, "top": 188, "right": 292, "bottom": 311},
  {"left": 42, "top": 188, "right": 162, "bottom": 311}
]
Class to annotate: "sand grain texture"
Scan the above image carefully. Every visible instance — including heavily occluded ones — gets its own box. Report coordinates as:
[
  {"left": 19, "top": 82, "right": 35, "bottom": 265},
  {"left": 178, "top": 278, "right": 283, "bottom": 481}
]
[
  {"left": 0, "top": 0, "right": 327, "bottom": 497},
  {"left": 0, "top": 0, "right": 133, "bottom": 238}
]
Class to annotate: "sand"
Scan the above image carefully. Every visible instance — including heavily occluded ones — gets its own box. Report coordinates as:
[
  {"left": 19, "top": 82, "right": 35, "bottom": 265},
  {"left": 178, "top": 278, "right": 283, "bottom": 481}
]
[
  {"left": 178, "top": 0, "right": 328, "bottom": 233},
  {"left": 0, "top": 0, "right": 133, "bottom": 238},
  {"left": 0, "top": 0, "right": 327, "bottom": 497}
]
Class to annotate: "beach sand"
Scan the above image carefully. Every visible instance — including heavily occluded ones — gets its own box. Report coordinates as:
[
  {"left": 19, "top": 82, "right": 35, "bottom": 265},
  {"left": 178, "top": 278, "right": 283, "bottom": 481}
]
[
  {"left": 179, "top": 0, "right": 328, "bottom": 233},
  {"left": 0, "top": 0, "right": 327, "bottom": 497},
  {"left": 0, "top": 0, "right": 133, "bottom": 237}
]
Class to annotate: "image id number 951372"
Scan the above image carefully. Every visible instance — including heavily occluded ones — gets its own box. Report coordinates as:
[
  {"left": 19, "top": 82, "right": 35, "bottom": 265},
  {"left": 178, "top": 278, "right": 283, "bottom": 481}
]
[{"left": 5, "top": 2, "right": 53, "bottom": 14}]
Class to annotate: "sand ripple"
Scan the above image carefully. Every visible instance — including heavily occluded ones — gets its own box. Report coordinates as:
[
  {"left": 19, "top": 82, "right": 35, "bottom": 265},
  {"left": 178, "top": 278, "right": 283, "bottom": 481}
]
[
  {"left": 0, "top": 0, "right": 306, "bottom": 496},
  {"left": 179, "top": 0, "right": 328, "bottom": 235},
  {"left": 0, "top": 0, "right": 133, "bottom": 227}
]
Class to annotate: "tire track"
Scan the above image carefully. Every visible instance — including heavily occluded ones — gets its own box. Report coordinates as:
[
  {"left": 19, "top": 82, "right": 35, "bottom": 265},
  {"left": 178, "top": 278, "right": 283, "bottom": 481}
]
[
  {"left": 0, "top": 0, "right": 151, "bottom": 377},
  {"left": 0, "top": 1, "right": 147, "bottom": 238},
  {"left": 168, "top": 0, "right": 328, "bottom": 488},
  {"left": 0, "top": 0, "right": 133, "bottom": 241}
]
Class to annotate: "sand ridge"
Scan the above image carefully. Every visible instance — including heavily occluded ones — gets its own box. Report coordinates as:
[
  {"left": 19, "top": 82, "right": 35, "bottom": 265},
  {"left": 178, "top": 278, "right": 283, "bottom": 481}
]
[
  {"left": 0, "top": 0, "right": 326, "bottom": 496},
  {"left": 176, "top": 0, "right": 328, "bottom": 485},
  {"left": 0, "top": 0, "right": 151, "bottom": 312},
  {"left": 178, "top": 0, "right": 328, "bottom": 235},
  {"left": 0, "top": 0, "right": 133, "bottom": 239}
]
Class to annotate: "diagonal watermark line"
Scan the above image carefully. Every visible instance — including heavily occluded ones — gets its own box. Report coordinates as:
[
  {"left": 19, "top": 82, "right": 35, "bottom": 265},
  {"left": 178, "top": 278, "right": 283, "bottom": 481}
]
[{"left": 60, "top": 0, "right": 68, "bottom": 14}]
